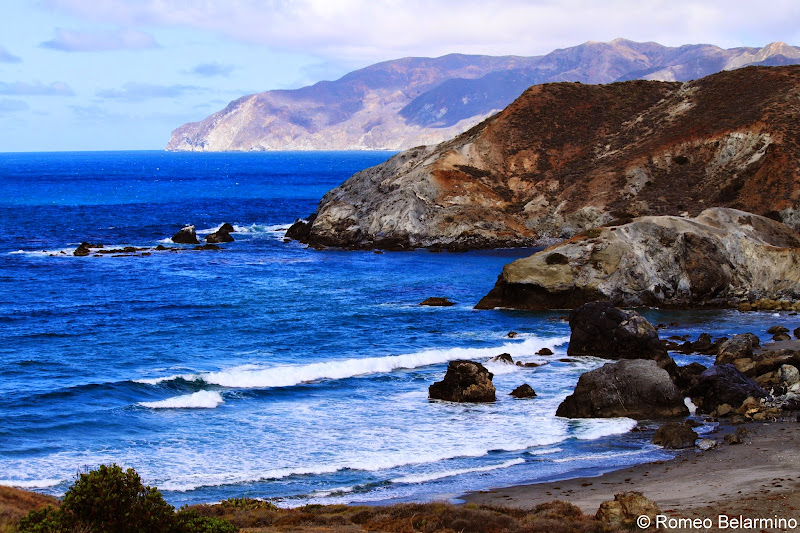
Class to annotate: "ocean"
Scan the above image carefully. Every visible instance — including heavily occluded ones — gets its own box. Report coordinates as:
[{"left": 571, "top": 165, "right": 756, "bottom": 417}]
[{"left": 0, "top": 150, "right": 782, "bottom": 507}]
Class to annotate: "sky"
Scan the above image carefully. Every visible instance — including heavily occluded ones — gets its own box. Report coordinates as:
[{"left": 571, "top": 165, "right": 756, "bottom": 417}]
[{"left": 2, "top": 0, "right": 800, "bottom": 152}]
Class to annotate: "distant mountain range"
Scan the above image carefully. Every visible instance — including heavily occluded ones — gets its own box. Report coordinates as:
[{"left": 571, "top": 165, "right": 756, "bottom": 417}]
[{"left": 166, "top": 39, "right": 800, "bottom": 152}]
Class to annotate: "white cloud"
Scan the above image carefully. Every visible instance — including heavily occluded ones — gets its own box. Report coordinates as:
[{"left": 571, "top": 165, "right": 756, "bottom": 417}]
[
  {"left": 0, "top": 99, "right": 29, "bottom": 113},
  {"left": 0, "top": 81, "right": 74, "bottom": 96},
  {"left": 40, "top": 28, "right": 159, "bottom": 52},
  {"left": 43, "top": 0, "right": 800, "bottom": 62},
  {"left": 96, "top": 82, "right": 202, "bottom": 102}
]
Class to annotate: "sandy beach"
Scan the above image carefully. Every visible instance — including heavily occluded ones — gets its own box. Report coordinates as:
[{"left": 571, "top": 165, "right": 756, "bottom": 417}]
[{"left": 463, "top": 419, "right": 800, "bottom": 529}]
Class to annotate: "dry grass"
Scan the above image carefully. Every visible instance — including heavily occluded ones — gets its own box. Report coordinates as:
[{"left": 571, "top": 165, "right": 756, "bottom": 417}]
[
  {"left": 0, "top": 486, "right": 59, "bottom": 533},
  {"left": 187, "top": 499, "right": 615, "bottom": 533}
]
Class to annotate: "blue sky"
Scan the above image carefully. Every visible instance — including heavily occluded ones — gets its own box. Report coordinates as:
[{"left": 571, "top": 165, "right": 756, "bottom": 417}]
[{"left": 2, "top": 0, "right": 800, "bottom": 152}]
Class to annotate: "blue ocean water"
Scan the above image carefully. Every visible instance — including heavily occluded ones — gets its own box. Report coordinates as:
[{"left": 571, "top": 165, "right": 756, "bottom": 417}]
[{"left": 0, "top": 151, "right": 787, "bottom": 506}]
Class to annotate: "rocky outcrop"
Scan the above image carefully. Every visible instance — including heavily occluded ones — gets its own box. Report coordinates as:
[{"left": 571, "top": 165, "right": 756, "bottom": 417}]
[
  {"left": 555, "top": 359, "right": 688, "bottom": 419},
  {"left": 595, "top": 492, "right": 660, "bottom": 527},
  {"left": 510, "top": 384, "right": 536, "bottom": 398},
  {"left": 688, "top": 364, "right": 767, "bottom": 414},
  {"left": 476, "top": 208, "right": 800, "bottom": 310},
  {"left": 206, "top": 223, "right": 235, "bottom": 243},
  {"left": 565, "top": 302, "right": 675, "bottom": 372},
  {"left": 652, "top": 421, "right": 698, "bottom": 449},
  {"left": 715, "top": 334, "right": 761, "bottom": 364},
  {"left": 290, "top": 65, "right": 800, "bottom": 250},
  {"left": 168, "top": 41, "right": 800, "bottom": 153},
  {"left": 428, "top": 360, "right": 496, "bottom": 402},
  {"left": 171, "top": 225, "right": 200, "bottom": 244}
]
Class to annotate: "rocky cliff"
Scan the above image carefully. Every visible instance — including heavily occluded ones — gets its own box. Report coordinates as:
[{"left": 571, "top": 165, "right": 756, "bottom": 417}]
[
  {"left": 290, "top": 65, "right": 800, "bottom": 250},
  {"left": 475, "top": 208, "right": 800, "bottom": 310},
  {"left": 167, "top": 40, "right": 800, "bottom": 152}
]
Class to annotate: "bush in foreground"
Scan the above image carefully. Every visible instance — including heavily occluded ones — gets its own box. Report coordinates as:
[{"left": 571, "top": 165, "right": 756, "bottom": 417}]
[{"left": 15, "top": 464, "right": 236, "bottom": 533}]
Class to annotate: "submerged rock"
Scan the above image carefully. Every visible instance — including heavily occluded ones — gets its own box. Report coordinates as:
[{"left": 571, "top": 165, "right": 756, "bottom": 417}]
[
  {"left": 556, "top": 359, "right": 688, "bottom": 419},
  {"left": 487, "top": 353, "right": 514, "bottom": 364},
  {"left": 428, "top": 360, "right": 496, "bottom": 402},
  {"left": 476, "top": 209, "right": 800, "bottom": 310},
  {"left": 419, "top": 297, "right": 455, "bottom": 307},
  {"left": 171, "top": 225, "right": 200, "bottom": 244}
]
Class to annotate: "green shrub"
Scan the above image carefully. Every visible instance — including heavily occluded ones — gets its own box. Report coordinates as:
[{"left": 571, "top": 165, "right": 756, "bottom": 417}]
[{"left": 15, "top": 465, "right": 237, "bottom": 533}]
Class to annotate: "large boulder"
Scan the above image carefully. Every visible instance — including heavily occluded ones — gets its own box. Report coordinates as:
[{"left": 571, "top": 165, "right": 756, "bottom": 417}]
[
  {"left": 171, "top": 225, "right": 200, "bottom": 244},
  {"left": 566, "top": 302, "right": 676, "bottom": 373},
  {"left": 510, "top": 384, "right": 537, "bottom": 398},
  {"left": 653, "top": 421, "right": 698, "bottom": 449},
  {"left": 715, "top": 333, "right": 760, "bottom": 364},
  {"left": 556, "top": 359, "right": 688, "bottom": 419},
  {"left": 429, "top": 360, "right": 496, "bottom": 402},
  {"left": 476, "top": 209, "right": 800, "bottom": 310},
  {"left": 689, "top": 363, "right": 768, "bottom": 414}
]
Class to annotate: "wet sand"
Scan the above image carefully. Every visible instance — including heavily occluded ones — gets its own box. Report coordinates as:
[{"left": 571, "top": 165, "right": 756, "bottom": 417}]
[{"left": 463, "top": 420, "right": 800, "bottom": 526}]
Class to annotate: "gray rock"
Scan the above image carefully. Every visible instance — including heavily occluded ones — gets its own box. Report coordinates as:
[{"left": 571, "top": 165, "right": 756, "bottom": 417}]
[
  {"left": 556, "top": 359, "right": 688, "bottom": 419},
  {"left": 689, "top": 363, "right": 767, "bottom": 414},
  {"left": 476, "top": 209, "right": 800, "bottom": 310},
  {"left": 715, "top": 333, "right": 760, "bottom": 365},
  {"left": 566, "top": 302, "right": 677, "bottom": 374},
  {"left": 697, "top": 438, "right": 720, "bottom": 450},
  {"left": 778, "top": 364, "right": 800, "bottom": 387}
]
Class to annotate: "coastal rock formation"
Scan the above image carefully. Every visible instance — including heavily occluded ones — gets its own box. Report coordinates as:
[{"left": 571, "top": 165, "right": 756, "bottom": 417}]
[
  {"left": 428, "top": 360, "right": 496, "bottom": 402},
  {"left": 290, "top": 65, "right": 800, "bottom": 250},
  {"left": 555, "top": 359, "right": 688, "bottom": 419},
  {"left": 206, "top": 223, "right": 235, "bottom": 243},
  {"left": 171, "top": 225, "right": 200, "bottom": 244},
  {"left": 510, "top": 384, "right": 536, "bottom": 398},
  {"left": 595, "top": 492, "right": 660, "bottom": 527},
  {"left": 653, "top": 421, "right": 699, "bottom": 449},
  {"left": 566, "top": 302, "right": 675, "bottom": 372},
  {"left": 715, "top": 334, "right": 761, "bottom": 364},
  {"left": 476, "top": 208, "right": 800, "bottom": 310},
  {"left": 689, "top": 364, "right": 768, "bottom": 414},
  {"left": 168, "top": 41, "right": 800, "bottom": 153}
]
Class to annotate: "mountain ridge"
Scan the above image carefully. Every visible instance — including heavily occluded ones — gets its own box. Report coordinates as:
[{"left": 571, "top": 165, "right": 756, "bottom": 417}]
[
  {"left": 288, "top": 65, "right": 800, "bottom": 250},
  {"left": 166, "top": 39, "right": 800, "bottom": 152}
]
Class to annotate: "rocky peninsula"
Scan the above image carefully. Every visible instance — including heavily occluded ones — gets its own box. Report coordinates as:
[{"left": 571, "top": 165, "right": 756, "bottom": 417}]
[{"left": 288, "top": 65, "right": 800, "bottom": 250}]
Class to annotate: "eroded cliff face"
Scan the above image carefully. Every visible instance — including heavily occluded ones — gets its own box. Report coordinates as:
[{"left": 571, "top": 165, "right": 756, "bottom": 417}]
[
  {"left": 475, "top": 208, "right": 800, "bottom": 310},
  {"left": 295, "top": 66, "right": 800, "bottom": 250}
]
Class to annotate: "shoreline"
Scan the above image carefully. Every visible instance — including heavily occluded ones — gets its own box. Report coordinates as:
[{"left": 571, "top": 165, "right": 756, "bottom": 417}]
[{"left": 461, "top": 418, "right": 800, "bottom": 518}]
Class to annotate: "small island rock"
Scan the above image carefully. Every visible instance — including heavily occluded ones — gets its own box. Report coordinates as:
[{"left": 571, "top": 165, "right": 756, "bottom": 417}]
[
  {"left": 419, "top": 297, "right": 455, "bottom": 307},
  {"left": 510, "top": 384, "right": 536, "bottom": 398},
  {"left": 429, "top": 360, "right": 496, "bottom": 402},
  {"left": 171, "top": 225, "right": 200, "bottom": 244}
]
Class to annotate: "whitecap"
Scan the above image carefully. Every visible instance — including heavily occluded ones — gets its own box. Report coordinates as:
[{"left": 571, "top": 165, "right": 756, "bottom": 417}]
[
  {"left": 391, "top": 458, "right": 524, "bottom": 485},
  {"left": 140, "top": 390, "right": 224, "bottom": 409}
]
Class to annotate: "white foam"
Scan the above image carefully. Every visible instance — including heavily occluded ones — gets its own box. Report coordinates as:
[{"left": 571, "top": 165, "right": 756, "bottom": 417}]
[
  {"left": 525, "top": 447, "right": 563, "bottom": 456},
  {"left": 391, "top": 458, "right": 524, "bottom": 485},
  {"left": 570, "top": 418, "right": 638, "bottom": 440},
  {"left": 0, "top": 478, "right": 63, "bottom": 489},
  {"left": 139, "top": 336, "right": 571, "bottom": 389},
  {"left": 552, "top": 447, "right": 655, "bottom": 464},
  {"left": 140, "top": 390, "right": 224, "bottom": 409},
  {"left": 684, "top": 397, "right": 697, "bottom": 414}
]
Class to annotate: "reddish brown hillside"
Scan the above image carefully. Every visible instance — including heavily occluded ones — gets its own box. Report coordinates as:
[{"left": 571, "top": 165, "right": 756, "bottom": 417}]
[{"left": 297, "top": 65, "right": 800, "bottom": 250}]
